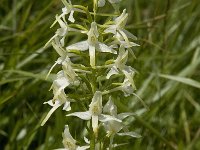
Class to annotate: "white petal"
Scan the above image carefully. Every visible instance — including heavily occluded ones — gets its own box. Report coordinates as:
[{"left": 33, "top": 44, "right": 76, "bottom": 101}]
[
  {"left": 77, "top": 146, "right": 90, "bottom": 150},
  {"left": 106, "top": 66, "right": 119, "bottom": 79},
  {"left": 104, "top": 25, "right": 117, "bottom": 34},
  {"left": 89, "top": 91, "right": 102, "bottom": 115},
  {"left": 89, "top": 45, "right": 96, "bottom": 67},
  {"left": 122, "top": 70, "right": 136, "bottom": 90},
  {"left": 62, "top": 125, "right": 77, "bottom": 149},
  {"left": 117, "top": 113, "right": 134, "bottom": 120},
  {"left": 117, "top": 132, "right": 142, "bottom": 138},
  {"left": 99, "top": 114, "right": 122, "bottom": 122},
  {"left": 66, "top": 111, "right": 91, "bottom": 120},
  {"left": 103, "top": 97, "right": 117, "bottom": 116},
  {"left": 67, "top": 41, "right": 89, "bottom": 51},
  {"left": 92, "top": 115, "right": 99, "bottom": 133},
  {"left": 98, "top": 0, "right": 105, "bottom": 7},
  {"left": 68, "top": 10, "right": 75, "bottom": 23},
  {"left": 98, "top": 43, "right": 117, "bottom": 54},
  {"left": 121, "top": 29, "right": 137, "bottom": 40},
  {"left": 41, "top": 103, "right": 61, "bottom": 126},
  {"left": 108, "top": 0, "right": 121, "bottom": 3},
  {"left": 63, "top": 101, "right": 71, "bottom": 111}
]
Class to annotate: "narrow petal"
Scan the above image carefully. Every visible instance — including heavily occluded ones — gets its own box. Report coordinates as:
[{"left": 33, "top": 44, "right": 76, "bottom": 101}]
[
  {"left": 98, "top": 43, "right": 117, "bottom": 54},
  {"left": 66, "top": 41, "right": 89, "bottom": 51},
  {"left": 92, "top": 115, "right": 99, "bottom": 133},
  {"left": 99, "top": 114, "right": 122, "bottom": 122},
  {"left": 41, "top": 103, "right": 61, "bottom": 126},
  {"left": 106, "top": 66, "right": 119, "bottom": 79},
  {"left": 117, "top": 132, "right": 142, "bottom": 138},
  {"left": 104, "top": 25, "right": 117, "bottom": 34},
  {"left": 63, "top": 101, "right": 71, "bottom": 111},
  {"left": 89, "top": 45, "right": 96, "bottom": 67},
  {"left": 68, "top": 10, "right": 75, "bottom": 23},
  {"left": 77, "top": 146, "right": 90, "bottom": 150},
  {"left": 117, "top": 113, "right": 134, "bottom": 120},
  {"left": 66, "top": 111, "right": 91, "bottom": 120},
  {"left": 121, "top": 29, "right": 137, "bottom": 40}
]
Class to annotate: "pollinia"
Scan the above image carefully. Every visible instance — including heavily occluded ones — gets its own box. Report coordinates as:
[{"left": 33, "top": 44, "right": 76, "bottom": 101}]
[{"left": 42, "top": 0, "right": 142, "bottom": 149}]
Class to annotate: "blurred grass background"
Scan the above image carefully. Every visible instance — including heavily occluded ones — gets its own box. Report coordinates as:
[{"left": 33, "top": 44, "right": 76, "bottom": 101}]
[{"left": 0, "top": 0, "right": 200, "bottom": 149}]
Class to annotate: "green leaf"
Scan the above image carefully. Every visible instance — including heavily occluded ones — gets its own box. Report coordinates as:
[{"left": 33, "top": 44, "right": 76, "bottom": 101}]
[{"left": 159, "top": 74, "right": 200, "bottom": 89}]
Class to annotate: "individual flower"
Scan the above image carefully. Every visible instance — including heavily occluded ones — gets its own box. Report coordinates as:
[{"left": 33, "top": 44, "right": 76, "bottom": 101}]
[
  {"left": 106, "top": 45, "right": 136, "bottom": 91},
  {"left": 45, "top": 15, "right": 69, "bottom": 47},
  {"left": 46, "top": 42, "right": 79, "bottom": 85},
  {"left": 55, "top": 125, "right": 89, "bottom": 150},
  {"left": 66, "top": 22, "right": 117, "bottom": 67},
  {"left": 66, "top": 91, "right": 121, "bottom": 134},
  {"left": 104, "top": 9, "right": 138, "bottom": 48},
  {"left": 59, "top": 0, "right": 84, "bottom": 23},
  {"left": 98, "top": 0, "right": 121, "bottom": 7},
  {"left": 41, "top": 71, "right": 72, "bottom": 126},
  {"left": 103, "top": 98, "right": 141, "bottom": 146}
]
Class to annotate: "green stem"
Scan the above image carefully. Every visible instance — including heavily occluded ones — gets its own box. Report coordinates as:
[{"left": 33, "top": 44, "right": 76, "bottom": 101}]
[{"left": 90, "top": 120, "right": 95, "bottom": 150}]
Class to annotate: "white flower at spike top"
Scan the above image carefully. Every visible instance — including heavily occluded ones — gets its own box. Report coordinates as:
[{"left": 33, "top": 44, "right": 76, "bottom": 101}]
[
  {"left": 67, "top": 22, "right": 117, "bottom": 67},
  {"left": 105, "top": 9, "right": 139, "bottom": 48},
  {"left": 66, "top": 91, "right": 121, "bottom": 134}
]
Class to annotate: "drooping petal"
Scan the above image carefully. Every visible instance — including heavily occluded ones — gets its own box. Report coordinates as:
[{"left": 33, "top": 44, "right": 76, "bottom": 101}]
[
  {"left": 117, "top": 132, "right": 142, "bottom": 138},
  {"left": 41, "top": 101, "right": 61, "bottom": 126},
  {"left": 66, "top": 111, "right": 91, "bottom": 120},
  {"left": 66, "top": 41, "right": 89, "bottom": 51}
]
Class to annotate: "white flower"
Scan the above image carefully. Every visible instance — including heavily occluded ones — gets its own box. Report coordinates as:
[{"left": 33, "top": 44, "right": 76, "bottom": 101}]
[
  {"left": 103, "top": 98, "right": 141, "bottom": 146},
  {"left": 98, "top": 0, "right": 121, "bottom": 7},
  {"left": 41, "top": 71, "right": 72, "bottom": 126},
  {"left": 55, "top": 125, "right": 90, "bottom": 150},
  {"left": 66, "top": 91, "right": 121, "bottom": 134},
  {"left": 104, "top": 9, "right": 138, "bottom": 48},
  {"left": 60, "top": 0, "right": 84, "bottom": 23},
  {"left": 45, "top": 15, "right": 69, "bottom": 47},
  {"left": 106, "top": 45, "right": 136, "bottom": 92},
  {"left": 66, "top": 22, "right": 117, "bottom": 67}
]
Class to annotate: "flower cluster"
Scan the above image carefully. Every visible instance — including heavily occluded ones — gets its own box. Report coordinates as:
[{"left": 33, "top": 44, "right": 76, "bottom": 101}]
[{"left": 42, "top": 0, "right": 141, "bottom": 149}]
